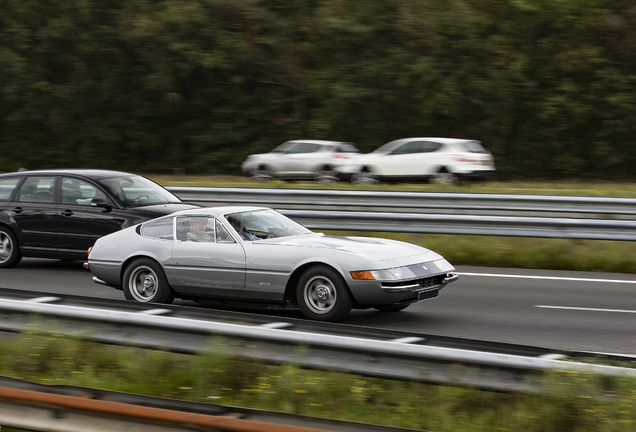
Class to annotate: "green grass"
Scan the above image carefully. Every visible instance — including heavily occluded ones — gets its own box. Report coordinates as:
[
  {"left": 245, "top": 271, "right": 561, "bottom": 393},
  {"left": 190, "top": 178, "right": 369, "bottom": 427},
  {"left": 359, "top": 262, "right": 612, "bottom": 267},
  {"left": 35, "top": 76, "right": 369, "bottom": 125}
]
[
  {"left": 151, "top": 174, "right": 636, "bottom": 197},
  {"left": 3, "top": 334, "right": 636, "bottom": 431}
]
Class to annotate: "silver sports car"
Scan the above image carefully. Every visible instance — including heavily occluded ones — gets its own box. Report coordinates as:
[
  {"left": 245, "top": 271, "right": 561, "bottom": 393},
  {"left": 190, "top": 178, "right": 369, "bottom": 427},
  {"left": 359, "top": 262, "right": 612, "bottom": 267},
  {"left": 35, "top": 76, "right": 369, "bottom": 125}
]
[{"left": 86, "top": 206, "right": 458, "bottom": 322}]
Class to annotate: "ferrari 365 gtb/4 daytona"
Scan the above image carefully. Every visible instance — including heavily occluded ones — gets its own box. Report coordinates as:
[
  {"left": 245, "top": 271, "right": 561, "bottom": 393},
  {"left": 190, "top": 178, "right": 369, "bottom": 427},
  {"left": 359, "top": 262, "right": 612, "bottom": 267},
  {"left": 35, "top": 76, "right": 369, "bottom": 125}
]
[{"left": 86, "top": 206, "right": 458, "bottom": 322}]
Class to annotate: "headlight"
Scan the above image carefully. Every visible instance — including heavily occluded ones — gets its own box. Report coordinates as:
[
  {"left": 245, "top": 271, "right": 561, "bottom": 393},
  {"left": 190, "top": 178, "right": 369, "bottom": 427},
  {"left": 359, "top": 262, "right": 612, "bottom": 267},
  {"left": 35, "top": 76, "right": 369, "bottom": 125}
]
[{"left": 351, "top": 266, "right": 417, "bottom": 281}]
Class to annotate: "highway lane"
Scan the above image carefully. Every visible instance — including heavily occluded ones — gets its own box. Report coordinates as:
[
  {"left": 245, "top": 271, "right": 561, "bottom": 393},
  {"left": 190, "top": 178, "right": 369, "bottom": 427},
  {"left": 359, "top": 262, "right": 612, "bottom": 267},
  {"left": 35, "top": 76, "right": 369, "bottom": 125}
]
[{"left": 2, "top": 259, "right": 635, "bottom": 355}]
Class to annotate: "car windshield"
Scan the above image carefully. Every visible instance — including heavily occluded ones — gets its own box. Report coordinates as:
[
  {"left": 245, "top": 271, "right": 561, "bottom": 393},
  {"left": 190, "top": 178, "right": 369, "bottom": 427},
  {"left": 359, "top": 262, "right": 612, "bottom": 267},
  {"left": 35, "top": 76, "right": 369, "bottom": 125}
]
[
  {"left": 372, "top": 140, "right": 407, "bottom": 154},
  {"left": 98, "top": 175, "right": 181, "bottom": 206},
  {"left": 271, "top": 141, "right": 297, "bottom": 153},
  {"left": 225, "top": 209, "right": 312, "bottom": 238},
  {"left": 461, "top": 141, "right": 488, "bottom": 153}
]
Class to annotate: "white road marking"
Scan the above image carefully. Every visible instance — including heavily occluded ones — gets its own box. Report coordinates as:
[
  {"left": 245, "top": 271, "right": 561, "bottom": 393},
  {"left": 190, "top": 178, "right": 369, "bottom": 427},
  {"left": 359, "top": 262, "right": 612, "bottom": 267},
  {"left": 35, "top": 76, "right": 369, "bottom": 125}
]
[
  {"left": 535, "top": 305, "right": 636, "bottom": 314},
  {"left": 458, "top": 272, "right": 636, "bottom": 284}
]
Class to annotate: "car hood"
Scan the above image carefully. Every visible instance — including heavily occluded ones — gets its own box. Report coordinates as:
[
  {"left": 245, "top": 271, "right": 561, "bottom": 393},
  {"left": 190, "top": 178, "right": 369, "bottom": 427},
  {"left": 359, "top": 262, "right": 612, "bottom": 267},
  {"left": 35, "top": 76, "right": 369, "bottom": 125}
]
[{"left": 263, "top": 234, "right": 436, "bottom": 262}]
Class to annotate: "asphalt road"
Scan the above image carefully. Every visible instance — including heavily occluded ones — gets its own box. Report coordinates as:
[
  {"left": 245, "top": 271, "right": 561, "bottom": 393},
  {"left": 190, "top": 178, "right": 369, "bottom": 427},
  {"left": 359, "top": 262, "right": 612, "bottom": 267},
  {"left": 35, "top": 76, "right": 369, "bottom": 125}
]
[{"left": 2, "top": 258, "right": 635, "bottom": 355}]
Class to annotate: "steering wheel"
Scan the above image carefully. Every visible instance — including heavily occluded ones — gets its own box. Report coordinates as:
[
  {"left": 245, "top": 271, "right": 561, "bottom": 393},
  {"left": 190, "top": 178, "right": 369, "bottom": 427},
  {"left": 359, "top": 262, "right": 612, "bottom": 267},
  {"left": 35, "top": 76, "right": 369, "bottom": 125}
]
[
  {"left": 269, "top": 227, "right": 289, "bottom": 238},
  {"left": 133, "top": 194, "right": 150, "bottom": 202}
]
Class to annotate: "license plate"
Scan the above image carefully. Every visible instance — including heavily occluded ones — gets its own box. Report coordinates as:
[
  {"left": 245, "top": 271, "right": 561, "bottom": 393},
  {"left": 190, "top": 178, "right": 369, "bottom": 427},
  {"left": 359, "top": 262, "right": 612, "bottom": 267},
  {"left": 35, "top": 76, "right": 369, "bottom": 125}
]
[{"left": 418, "top": 289, "right": 439, "bottom": 301}]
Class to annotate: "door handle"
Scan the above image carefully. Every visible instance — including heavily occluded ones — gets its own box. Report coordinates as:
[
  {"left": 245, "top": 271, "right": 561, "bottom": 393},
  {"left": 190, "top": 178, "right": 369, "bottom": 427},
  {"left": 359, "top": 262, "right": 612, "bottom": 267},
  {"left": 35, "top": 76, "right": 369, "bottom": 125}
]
[
  {"left": 12, "top": 207, "right": 23, "bottom": 214},
  {"left": 61, "top": 210, "right": 74, "bottom": 217}
]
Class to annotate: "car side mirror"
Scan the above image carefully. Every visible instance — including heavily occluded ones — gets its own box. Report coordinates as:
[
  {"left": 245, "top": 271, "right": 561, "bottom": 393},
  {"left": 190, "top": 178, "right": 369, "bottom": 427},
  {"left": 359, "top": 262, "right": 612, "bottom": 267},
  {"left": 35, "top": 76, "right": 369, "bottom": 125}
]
[{"left": 91, "top": 198, "right": 112, "bottom": 211}]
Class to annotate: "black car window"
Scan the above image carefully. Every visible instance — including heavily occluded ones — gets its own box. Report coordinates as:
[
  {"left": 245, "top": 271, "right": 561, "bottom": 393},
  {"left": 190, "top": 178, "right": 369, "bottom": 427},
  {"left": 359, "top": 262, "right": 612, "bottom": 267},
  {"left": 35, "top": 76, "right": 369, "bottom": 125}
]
[
  {"left": 61, "top": 177, "right": 108, "bottom": 206},
  {"left": 141, "top": 217, "right": 174, "bottom": 240},
  {"left": 390, "top": 142, "right": 414, "bottom": 155},
  {"left": 271, "top": 141, "right": 297, "bottom": 153},
  {"left": 17, "top": 176, "right": 55, "bottom": 203},
  {"left": 415, "top": 141, "right": 443, "bottom": 153},
  {"left": 0, "top": 177, "right": 21, "bottom": 201},
  {"left": 286, "top": 142, "right": 321, "bottom": 154},
  {"left": 176, "top": 216, "right": 215, "bottom": 242}
]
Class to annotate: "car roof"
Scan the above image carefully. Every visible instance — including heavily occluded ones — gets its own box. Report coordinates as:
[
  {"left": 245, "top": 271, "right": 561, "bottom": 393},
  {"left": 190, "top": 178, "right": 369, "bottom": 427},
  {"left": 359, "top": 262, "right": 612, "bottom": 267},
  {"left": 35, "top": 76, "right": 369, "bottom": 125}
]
[
  {"left": 0, "top": 169, "right": 142, "bottom": 180},
  {"left": 386, "top": 137, "right": 476, "bottom": 145},
  {"left": 286, "top": 140, "right": 351, "bottom": 146},
  {"left": 168, "top": 206, "right": 271, "bottom": 218}
]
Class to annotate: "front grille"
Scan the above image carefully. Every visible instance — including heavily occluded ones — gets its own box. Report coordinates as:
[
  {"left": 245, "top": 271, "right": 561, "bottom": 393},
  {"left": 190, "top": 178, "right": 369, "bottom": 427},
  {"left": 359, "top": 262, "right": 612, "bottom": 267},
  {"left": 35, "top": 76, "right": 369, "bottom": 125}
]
[{"left": 381, "top": 274, "right": 447, "bottom": 291}]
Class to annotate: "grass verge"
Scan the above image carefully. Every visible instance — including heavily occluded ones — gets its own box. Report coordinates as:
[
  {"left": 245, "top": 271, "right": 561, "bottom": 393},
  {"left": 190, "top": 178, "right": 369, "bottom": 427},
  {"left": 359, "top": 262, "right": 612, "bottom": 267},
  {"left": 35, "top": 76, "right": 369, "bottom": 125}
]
[{"left": 2, "top": 334, "right": 636, "bottom": 431}]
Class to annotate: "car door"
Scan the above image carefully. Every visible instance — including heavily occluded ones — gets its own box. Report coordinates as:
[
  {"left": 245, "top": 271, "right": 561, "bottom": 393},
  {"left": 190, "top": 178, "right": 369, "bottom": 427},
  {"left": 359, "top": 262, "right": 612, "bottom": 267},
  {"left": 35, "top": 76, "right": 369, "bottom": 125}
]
[
  {"left": 171, "top": 216, "right": 246, "bottom": 297},
  {"left": 10, "top": 175, "right": 59, "bottom": 255},
  {"left": 57, "top": 176, "right": 127, "bottom": 256},
  {"left": 380, "top": 142, "right": 417, "bottom": 176},
  {"left": 280, "top": 142, "right": 322, "bottom": 177}
]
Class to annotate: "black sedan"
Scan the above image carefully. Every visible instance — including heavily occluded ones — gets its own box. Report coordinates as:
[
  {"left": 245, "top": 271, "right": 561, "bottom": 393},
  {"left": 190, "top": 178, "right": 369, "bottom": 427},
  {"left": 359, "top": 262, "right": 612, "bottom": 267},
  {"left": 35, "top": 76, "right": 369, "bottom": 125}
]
[{"left": 0, "top": 169, "right": 199, "bottom": 267}]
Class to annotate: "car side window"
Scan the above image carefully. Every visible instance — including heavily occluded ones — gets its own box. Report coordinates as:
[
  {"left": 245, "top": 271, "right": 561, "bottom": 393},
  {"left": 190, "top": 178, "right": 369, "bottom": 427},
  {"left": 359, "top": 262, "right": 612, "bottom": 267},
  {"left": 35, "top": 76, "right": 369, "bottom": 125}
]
[
  {"left": 419, "top": 141, "right": 443, "bottom": 153},
  {"left": 286, "top": 142, "right": 320, "bottom": 154},
  {"left": 0, "top": 177, "right": 21, "bottom": 201},
  {"left": 176, "top": 216, "right": 215, "bottom": 242},
  {"left": 61, "top": 177, "right": 108, "bottom": 206},
  {"left": 390, "top": 142, "right": 413, "bottom": 155},
  {"left": 17, "top": 176, "right": 55, "bottom": 203},
  {"left": 140, "top": 217, "right": 174, "bottom": 240},
  {"left": 216, "top": 219, "right": 235, "bottom": 243}
]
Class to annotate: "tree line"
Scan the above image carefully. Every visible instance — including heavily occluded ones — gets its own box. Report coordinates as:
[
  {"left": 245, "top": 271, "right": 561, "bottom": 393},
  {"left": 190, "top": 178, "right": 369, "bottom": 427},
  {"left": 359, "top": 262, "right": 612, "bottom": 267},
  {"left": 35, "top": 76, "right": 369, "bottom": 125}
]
[{"left": 1, "top": 0, "right": 636, "bottom": 180}]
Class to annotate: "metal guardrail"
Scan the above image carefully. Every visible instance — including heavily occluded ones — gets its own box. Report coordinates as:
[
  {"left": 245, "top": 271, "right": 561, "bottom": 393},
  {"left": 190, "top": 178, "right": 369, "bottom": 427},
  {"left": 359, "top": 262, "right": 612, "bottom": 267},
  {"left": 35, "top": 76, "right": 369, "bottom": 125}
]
[
  {"left": 166, "top": 186, "right": 636, "bottom": 217},
  {"left": 165, "top": 186, "right": 636, "bottom": 240},
  {"left": 1, "top": 292, "right": 635, "bottom": 394},
  {"left": 0, "top": 377, "right": 413, "bottom": 432}
]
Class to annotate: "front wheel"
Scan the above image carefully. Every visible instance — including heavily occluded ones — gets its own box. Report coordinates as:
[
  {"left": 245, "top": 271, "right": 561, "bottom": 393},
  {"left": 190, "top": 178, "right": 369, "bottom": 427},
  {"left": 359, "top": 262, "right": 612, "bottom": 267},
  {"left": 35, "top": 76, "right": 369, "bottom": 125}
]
[
  {"left": 0, "top": 227, "right": 21, "bottom": 268},
  {"left": 351, "top": 170, "right": 378, "bottom": 185},
  {"left": 296, "top": 265, "right": 352, "bottom": 322},
  {"left": 314, "top": 167, "right": 338, "bottom": 183},
  {"left": 123, "top": 258, "right": 174, "bottom": 304}
]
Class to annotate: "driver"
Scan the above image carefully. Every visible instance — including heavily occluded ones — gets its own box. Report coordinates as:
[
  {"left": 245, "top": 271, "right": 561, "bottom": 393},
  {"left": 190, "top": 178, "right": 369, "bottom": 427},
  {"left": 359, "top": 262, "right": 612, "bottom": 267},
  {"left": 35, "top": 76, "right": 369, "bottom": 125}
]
[{"left": 227, "top": 213, "right": 262, "bottom": 241}]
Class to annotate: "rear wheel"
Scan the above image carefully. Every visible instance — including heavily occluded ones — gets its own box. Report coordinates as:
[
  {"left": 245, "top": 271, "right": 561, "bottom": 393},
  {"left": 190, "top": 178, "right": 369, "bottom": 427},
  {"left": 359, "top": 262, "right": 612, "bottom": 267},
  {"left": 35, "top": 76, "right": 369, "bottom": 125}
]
[
  {"left": 123, "top": 258, "right": 174, "bottom": 304},
  {"left": 314, "top": 166, "right": 338, "bottom": 183},
  {"left": 432, "top": 168, "right": 459, "bottom": 185},
  {"left": 0, "top": 227, "right": 21, "bottom": 268},
  {"left": 297, "top": 265, "right": 352, "bottom": 322}
]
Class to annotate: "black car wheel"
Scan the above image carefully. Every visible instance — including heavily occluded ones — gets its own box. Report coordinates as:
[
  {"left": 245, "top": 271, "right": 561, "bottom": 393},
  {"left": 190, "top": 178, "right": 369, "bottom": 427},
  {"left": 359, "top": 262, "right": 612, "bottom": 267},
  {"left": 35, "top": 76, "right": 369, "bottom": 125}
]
[
  {"left": 432, "top": 168, "right": 459, "bottom": 185},
  {"left": 250, "top": 166, "right": 273, "bottom": 182},
  {"left": 0, "top": 227, "right": 22, "bottom": 268},
  {"left": 351, "top": 169, "right": 378, "bottom": 185},
  {"left": 314, "top": 167, "right": 338, "bottom": 183},
  {"left": 123, "top": 258, "right": 174, "bottom": 304},
  {"left": 297, "top": 265, "right": 352, "bottom": 322}
]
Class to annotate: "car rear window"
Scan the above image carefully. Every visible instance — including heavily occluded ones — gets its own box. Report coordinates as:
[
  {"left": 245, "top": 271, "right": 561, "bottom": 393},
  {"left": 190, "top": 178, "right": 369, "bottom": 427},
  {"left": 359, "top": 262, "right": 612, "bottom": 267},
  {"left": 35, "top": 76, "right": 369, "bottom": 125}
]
[
  {"left": 0, "top": 177, "right": 21, "bottom": 201},
  {"left": 461, "top": 141, "right": 488, "bottom": 153}
]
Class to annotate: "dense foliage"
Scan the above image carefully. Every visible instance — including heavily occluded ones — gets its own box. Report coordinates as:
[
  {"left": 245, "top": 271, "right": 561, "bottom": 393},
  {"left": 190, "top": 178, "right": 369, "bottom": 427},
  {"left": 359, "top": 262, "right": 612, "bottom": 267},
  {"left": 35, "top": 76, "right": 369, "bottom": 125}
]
[{"left": 2, "top": 0, "right": 636, "bottom": 179}]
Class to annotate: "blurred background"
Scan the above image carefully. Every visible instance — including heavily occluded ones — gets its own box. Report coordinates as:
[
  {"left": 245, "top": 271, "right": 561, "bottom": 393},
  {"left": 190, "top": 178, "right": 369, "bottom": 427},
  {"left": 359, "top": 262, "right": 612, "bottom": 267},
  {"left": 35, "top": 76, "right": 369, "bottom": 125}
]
[{"left": 1, "top": 0, "right": 635, "bottom": 180}]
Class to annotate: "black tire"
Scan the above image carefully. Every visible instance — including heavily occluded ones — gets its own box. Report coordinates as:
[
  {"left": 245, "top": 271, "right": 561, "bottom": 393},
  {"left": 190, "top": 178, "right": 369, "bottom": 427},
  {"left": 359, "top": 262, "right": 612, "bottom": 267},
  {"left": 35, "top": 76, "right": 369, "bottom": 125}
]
[
  {"left": 375, "top": 304, "right": 410, "bottom": 312},
  {"left": 314, "top": 166, "right": 338, "bottom": 183},
  {"left": 351, "top": 169, "right": 378, "bottom": 185},
  {"left": 431, "top": 168, "right": 459, "bottom": 185},
  {"left": 123, "top": 258, "right": 174, "bottom": 304},
  {"left": 250, "top": 166, "right": 273, "bottom": 182},
  {"left": 296, "top": 265, "right": 352, "bottom": 322},
  {"left": 0, "top": 227, "right": 22, "bottom": 268}
]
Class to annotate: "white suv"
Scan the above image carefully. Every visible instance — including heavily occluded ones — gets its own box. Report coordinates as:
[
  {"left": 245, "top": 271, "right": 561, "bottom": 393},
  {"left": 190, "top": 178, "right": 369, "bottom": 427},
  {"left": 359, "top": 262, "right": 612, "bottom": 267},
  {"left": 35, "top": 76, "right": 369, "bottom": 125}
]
[
  {"left": 241, "top": 140, "right": 360, "bottom": 182},
  {"left": 338, "top": 138, "right": 495, "bottom": 184}
]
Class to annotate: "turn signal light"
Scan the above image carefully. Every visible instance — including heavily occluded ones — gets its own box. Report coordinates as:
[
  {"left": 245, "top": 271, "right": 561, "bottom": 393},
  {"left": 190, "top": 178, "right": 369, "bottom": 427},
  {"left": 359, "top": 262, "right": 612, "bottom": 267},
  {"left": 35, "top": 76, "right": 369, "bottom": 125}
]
[{"left": 350, "top": 271, "right": 375, "bottom": 280}]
